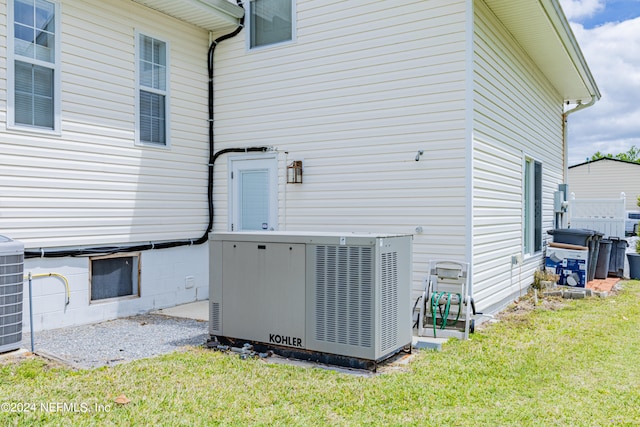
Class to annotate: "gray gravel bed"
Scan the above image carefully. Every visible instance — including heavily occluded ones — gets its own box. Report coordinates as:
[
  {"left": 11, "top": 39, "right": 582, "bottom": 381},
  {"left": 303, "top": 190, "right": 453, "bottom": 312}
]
[{"left": 21, "top": 314, "right": 208, "bottom": 369}]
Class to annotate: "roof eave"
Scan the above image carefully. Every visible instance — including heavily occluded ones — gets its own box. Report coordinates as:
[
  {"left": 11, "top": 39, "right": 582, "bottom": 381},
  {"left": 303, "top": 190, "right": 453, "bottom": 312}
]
[
  {"left": 569, "top": 157, "right": 640, "bottom": 169},
  {"left": 130, "top": 0, "right": 244, "bottom": 32},
  {"left": 541, "top": 0, "right": 601, "bottom": 103},
  {"left": 484, "top": 0, "right": 600, "bottom": 105}
]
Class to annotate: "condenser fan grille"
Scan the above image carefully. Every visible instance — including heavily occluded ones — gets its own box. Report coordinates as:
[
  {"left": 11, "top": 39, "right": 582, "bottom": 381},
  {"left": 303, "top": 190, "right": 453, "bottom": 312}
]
[{"left": 0, "top": 237, "right": 24, "bottom": 353}]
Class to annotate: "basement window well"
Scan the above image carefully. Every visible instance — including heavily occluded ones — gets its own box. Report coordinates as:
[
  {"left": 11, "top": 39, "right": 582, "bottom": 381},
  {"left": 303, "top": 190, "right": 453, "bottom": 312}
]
[{"left": 90, "top": 254, "right": 140, "bottom": 302}]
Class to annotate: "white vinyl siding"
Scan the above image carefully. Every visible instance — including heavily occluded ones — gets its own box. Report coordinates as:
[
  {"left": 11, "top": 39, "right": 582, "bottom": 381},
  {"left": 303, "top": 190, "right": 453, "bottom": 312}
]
[
  {"left": 0, "top": 0, "right": 211, "bottom": 247},
  {"left": 213, "top": 0, "right": 469, "bottom": 298},
  {"left": 8, "top": 0, "right": 60, "bottom": 132},
  {"left": 472, "top": 0, "right": 564, "bottom": 310}
]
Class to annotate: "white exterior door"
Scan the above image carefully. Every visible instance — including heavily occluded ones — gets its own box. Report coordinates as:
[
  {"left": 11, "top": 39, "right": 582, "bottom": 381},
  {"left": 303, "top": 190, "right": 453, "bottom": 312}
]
[{"left": 230, "top": 157, "right": 278, "bottom": 231}]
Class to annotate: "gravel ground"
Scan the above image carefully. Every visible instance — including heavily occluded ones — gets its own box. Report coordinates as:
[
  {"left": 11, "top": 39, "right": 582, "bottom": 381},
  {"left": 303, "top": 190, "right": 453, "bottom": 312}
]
[{"left": 21, "top": 314, "right": 208, "bottom": 369}]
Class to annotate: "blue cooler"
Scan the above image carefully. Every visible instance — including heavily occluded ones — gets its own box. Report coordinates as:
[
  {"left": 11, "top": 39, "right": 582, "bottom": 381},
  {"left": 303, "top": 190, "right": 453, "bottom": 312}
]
[{"left": 545, "top": 247, "right": 589, "bottom": 288}]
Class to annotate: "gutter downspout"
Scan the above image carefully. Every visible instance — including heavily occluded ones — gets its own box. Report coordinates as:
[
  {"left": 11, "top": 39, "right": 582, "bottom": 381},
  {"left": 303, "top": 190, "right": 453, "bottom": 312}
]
[
  {"left": 562, "top": 96, "right": 597, "bottom": 181},
  {"left": 205, "top": 2, "right": 246, "bottom": 238}
]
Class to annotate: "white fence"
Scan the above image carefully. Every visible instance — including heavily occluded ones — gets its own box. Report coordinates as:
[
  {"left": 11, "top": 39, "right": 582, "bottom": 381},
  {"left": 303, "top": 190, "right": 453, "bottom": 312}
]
[{"left": 569, "top": 192, "right": 626, "bottom": 238}]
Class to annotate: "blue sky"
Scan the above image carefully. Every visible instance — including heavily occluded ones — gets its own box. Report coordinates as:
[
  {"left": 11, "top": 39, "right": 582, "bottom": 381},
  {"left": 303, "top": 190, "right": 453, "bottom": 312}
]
[
  {"left": 576, "top": 0, "right": 640, "bottom": 28},
  {"left": 558, "top": 0, "right": 640, "bottom": 165}
]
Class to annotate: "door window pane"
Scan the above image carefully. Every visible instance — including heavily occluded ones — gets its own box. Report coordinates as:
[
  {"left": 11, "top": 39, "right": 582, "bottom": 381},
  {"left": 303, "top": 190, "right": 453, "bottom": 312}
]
[{"left": 240, "top": 170, "right": 270, "bottom": 230}]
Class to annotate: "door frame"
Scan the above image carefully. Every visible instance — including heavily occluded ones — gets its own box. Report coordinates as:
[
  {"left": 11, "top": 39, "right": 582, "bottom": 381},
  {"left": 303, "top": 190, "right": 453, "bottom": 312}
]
[{"left": 228, "top": 153, "right": 279, "bottom": 232}]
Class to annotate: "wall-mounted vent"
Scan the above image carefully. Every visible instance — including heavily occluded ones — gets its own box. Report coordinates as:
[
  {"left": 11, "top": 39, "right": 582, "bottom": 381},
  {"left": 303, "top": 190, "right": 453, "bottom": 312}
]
[
  {"left": 210, "top": 302, "right": 220, "bottom": 333},
  {"left": 0, "top": 236, "right": 24, "bottom": 354}
]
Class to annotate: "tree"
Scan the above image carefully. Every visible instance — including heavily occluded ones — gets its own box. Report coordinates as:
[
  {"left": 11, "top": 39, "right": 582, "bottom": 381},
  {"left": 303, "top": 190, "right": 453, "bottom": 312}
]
[{"left": 590, "top": 145, "right": 640, "bottom": 163}]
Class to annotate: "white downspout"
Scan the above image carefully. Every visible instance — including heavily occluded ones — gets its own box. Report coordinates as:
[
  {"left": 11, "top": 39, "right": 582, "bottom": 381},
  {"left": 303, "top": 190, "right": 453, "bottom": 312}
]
[{"left": 562, "top": 96, "right": 597, "bottom": 180}]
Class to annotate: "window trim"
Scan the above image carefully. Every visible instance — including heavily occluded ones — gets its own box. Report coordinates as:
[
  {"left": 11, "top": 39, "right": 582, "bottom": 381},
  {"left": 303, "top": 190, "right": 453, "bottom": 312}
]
[
  {"left": 89, "top": 253, "right": 141, "bottom": 303},
  {"left": 246, "top": 0, "right": 296, "bottom": 51},
  {"left": 135, "top": 30, "right": 171, "bottom": 148},
  {"left": 7, "top": 0, "right": 62, "bottom": 135},
  {"left": 524, "top": 156, "right": 543, "bottom": 256}
]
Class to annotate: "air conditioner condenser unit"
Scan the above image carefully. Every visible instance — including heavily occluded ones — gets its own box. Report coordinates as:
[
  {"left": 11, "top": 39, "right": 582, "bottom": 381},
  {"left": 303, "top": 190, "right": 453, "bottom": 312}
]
[
  {"left": 0, "top": 236, "right": 24, "bottom": 354},
  {"left": 209, "top": 232, "right": 412, "bottom": 369}
]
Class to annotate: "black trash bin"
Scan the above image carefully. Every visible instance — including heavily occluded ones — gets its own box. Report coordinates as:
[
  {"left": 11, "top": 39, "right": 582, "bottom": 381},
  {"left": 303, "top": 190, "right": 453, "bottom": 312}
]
[
  {"left": 608, "top": 237, "right": 629, "bottom": 278},
  {"left": 595, "top": 239, "right": 612, "bottom": 279},
  {"left": 547, "top": 228, "right": 595, "bottom": 247},
  {"left": 588, "top": 232, "right": 604, "bottom": 282}
]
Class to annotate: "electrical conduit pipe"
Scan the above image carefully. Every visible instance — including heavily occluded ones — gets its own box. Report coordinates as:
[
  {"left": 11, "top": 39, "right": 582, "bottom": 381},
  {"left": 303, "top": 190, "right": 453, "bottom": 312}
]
[{"left": 24, "top": 1, "right": 266, "bottom": 259}]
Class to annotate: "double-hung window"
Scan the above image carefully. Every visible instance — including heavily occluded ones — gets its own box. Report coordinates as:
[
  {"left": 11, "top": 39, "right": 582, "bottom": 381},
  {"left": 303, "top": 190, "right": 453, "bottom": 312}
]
[
  {"left": 249, "top": 0, "right": 294, "bottom": 49},
  {"left": 524, "top": 158, "right": 542, "bottom": 255},
  {"left": 137, "top": 33, "right": 169, "bottom": 146},
  {"left": 9, "top": 0, "right": 59, "bottom": 131}
]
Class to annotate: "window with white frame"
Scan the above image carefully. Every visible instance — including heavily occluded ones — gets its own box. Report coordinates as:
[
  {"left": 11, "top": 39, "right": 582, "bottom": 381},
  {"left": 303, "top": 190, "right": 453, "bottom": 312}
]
[
  {"left": 249, "top": 0, "right": 293, "bottom": 49},
  {"left": 524, "top": 158, "right": 542, "bottom": 255},
  {"left": 10, "top": 0, "right": 59, "bottom": 131},
  {"left": 137, "top": 33, "right": 168, "bottom": 146}
]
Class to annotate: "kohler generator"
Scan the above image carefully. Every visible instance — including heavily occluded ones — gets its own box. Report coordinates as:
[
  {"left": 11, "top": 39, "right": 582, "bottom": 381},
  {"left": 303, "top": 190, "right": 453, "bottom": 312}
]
[{"left": 208, "top": 231, "right": 412, "bottom": 369}]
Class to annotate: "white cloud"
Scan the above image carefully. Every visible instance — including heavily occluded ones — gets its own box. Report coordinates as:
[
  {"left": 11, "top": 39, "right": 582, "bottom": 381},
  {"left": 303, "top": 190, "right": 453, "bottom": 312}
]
[
  {"left": 559, "top": 0, "right": 605, "bottom": 20},
  {"left": 566, "top": 17, "right": 640, "bottom": 165}
]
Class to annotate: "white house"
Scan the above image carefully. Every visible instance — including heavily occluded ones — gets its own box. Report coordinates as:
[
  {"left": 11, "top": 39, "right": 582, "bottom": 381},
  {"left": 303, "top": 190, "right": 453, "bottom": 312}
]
[
  {"left": 569, "top": 158, "right": 640, "bottom": 211},
  {"left": 0, "top": 0, "right": 599, "bottom": 333}
]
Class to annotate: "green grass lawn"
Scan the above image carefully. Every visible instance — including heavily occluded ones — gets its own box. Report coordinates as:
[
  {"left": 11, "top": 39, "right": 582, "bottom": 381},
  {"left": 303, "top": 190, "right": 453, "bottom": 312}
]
[{"left": 3, "top": 282, "right": 640, "bottom": 426}]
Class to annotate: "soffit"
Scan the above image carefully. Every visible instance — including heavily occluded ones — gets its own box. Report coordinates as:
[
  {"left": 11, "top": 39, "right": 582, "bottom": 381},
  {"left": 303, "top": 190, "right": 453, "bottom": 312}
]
[
  {"left": 482, "top": 0, "right": 600, "bottom": 103},
  {"left": 130, "top": 0, "right": 244, "bottom": 32}
]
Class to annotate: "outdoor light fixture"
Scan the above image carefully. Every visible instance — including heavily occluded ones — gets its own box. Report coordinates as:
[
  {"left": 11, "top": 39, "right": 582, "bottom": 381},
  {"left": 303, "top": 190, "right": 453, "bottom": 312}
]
[
  {"left": 415, "top": 150, "right": 424, "bottom": 161},
  {"left": 287, "top": 160, "right": 303, "bottom": 184}
]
